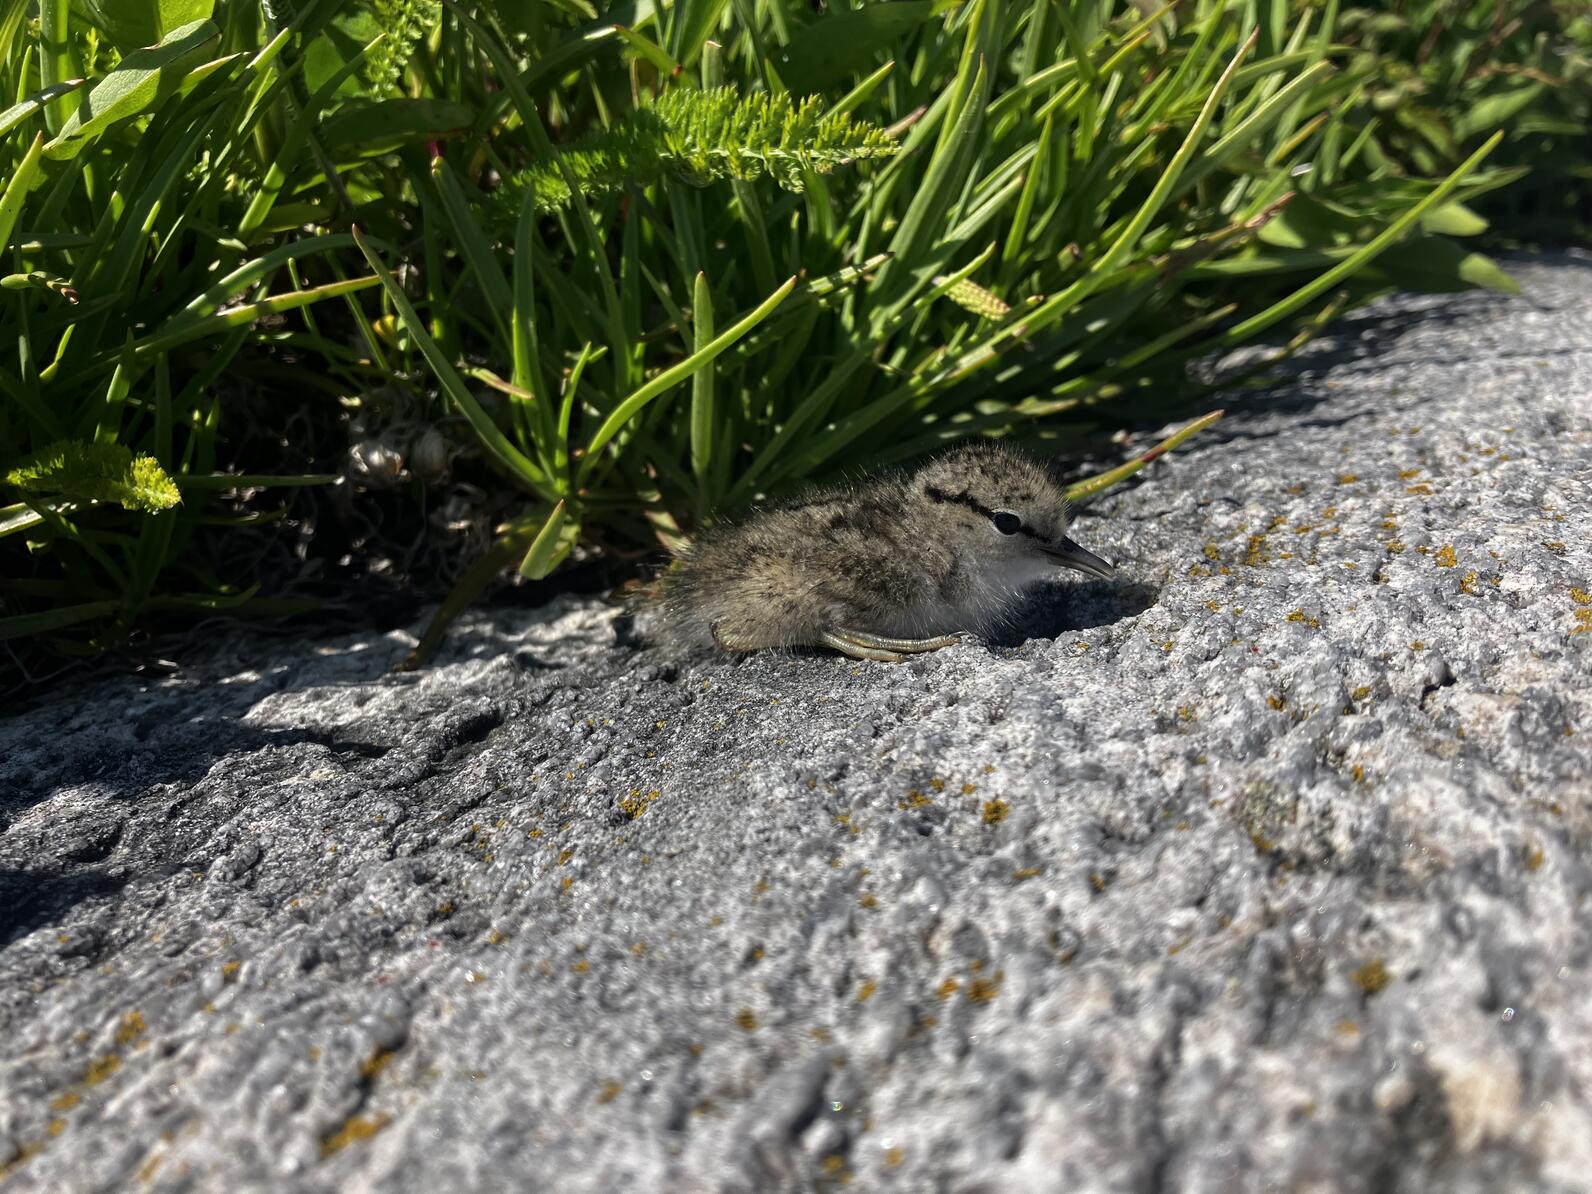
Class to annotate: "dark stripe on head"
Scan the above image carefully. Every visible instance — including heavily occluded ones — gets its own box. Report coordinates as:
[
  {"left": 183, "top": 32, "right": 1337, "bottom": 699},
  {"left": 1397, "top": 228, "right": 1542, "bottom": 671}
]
[{"left": 924, "top": 485, "right": 1038, "bottom": 538}]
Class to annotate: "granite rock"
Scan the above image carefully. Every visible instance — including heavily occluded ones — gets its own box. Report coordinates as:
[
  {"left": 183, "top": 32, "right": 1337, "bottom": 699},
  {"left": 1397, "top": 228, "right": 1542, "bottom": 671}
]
[{"left": 2, "top": 254, "right": 1590, "bottom": 1193}]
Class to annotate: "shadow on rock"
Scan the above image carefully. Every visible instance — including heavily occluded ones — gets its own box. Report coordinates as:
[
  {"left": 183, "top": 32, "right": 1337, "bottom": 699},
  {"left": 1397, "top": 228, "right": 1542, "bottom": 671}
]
[
  {"left": 0, "top": 720, "right": 389, "bottom": 827},
  {"left": 993, "top": 579, "right": 1157, "bottom": 647},
  {"left": 0, "top": 866, "right": 127, "bottom": 949}
]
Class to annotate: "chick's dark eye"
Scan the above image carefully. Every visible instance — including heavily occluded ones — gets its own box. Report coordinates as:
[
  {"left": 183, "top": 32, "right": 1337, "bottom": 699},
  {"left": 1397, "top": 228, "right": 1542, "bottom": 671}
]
[{"left": 992, "top": 511, "right": 1022, "bottom": 535}]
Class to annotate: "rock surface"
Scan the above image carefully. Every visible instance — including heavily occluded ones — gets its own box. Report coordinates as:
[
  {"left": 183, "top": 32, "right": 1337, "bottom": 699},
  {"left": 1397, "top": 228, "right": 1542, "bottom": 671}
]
[{"left": 3, "top": 254, "right": 1591, "bottom": 1194}]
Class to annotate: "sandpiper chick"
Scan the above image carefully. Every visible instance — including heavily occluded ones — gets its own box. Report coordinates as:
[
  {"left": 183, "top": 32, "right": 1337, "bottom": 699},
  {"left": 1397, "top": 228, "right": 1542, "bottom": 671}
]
[{"left": 654, "top": 441, "right": 1116, "bottom": 662}]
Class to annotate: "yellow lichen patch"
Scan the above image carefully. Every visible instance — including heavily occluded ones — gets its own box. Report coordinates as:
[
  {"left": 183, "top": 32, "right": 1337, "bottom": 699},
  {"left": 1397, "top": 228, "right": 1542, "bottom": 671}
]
[
  {"left": 320, "top": 1113, "right": 391, "bottom": 1157},
  {"left": 1267, "top": 695, "right": 1286, "bottom": 712},
  {"left": 1088, "top": 871, "right": 1108, "bottom": 893},
  {"left": 1410, "top": 641, "right": 1426, "bottom": 651},
  {"left": 1386, "top": 541, "right": 1406, "bottom": 554},
  {"left": 1435, "top": 545, "right": 1458, "bottom": 568},
  {"left": 1398, "top": 468, "right": 1422, "bottom": 481},
  {"left": 982, "top": 800, "right": 1010, "bottom": 826},
  {"left": 559, "top": 876, "right": 574, "bottom": 892},
  {"left": 1352, "top": 959, "right": 1391, "bottom": 995},
  {"left": 487, "top": 929, "right": 509, "bottom": 946},
  {"left": 1244, "top": 534, "right": 1270, "bottom": 566},
  {"left": 1574, "top": 608, "right": 1592, "bottom": 635},
  {"left": 596, "top": 1080, "right": 623, "bottom": 1104},
  {"left": 114, "top": 1010, "right": 146, "bottom": 1047},
  {"left": 936, "top": 978, "right": 961, "bottom": 1001},
  {"left": 967, "top": 973, "right": 1003, "bottom": 1004},
  {"left": 735, "top": 1009, "right": 758, "bottom": 1031},
  {"left": 898, "top": 790, "right": 932, "bottom": 811},
  {"left": 960, "top": 783, "right": 977, "bottom": 796},
  {"left": 1337, "top": 473, "right": 1358, "bottom": 484},
  {"left": 49, "top": 1091, "right": 79, "bottom": 1112},
  {"left": 1336, "top": 1020, "right": 1360, "bottom": 1037},
  {"left": 1176, "top": 705, "right": 1196, "bottom": 722},
  {"left": 885, "top": 1146, "right": 905, "bottom": 1168},
  {"left": 1526, "top": 846, "right": 1545, "bottom": 872},
  {"left": 619, "top": 789, "right": 660, "bottom": 819},
  {"left": 1406, "top": 484, "right": 1433, "bottom": 495},
  {"left": 1203, "top": 543, "right": 1223, "bottom": 560},
  {"left": 557, "top": 848, "right": 576, "bottom": 866},
  {"left": 82, "top": 1054, "right": 120, "bottom": 1086},
  {"left": 571, "top": 959, "right": 590, "bottom": 974},
  {"left": 821, "top": 1155, "right": 848, "bottom": 1178},
  {"left": 1571, "top": 587, "right": 1590, "bottom": 605},
  {"left": 1011, "top": 867, "right": 1041, "bottom": 882},
  {"left": 858, "top": 892, "right": 878, "bottom": 909},
  {"left": 1351, "top": 686, "right": 1372, "bottom": 702},
  {"left": 360, "top": 1048, "right": 395, "bottom": 1082},
  {"left": 1285, "top": 610, "right": 1321, "bottom": 629},
  {"left": 857, "top": 980, "right": 878, "bottom": 1003},
  {"left": 929, "top": 776, "right": 946, "bottom": 793},
  {"left": 1458, "top": 570, "right": 1480, "bottom": 595}
]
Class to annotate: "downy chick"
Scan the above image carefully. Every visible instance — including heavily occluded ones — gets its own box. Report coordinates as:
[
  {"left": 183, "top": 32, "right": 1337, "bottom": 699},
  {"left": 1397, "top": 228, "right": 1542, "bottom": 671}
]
[{"left": 654, "top": 441, "right": 1115, "bottom": 662}]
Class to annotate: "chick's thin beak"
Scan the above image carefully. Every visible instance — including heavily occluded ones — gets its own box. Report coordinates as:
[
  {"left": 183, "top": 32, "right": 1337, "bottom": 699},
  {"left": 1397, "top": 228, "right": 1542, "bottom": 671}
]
[{"left": 1041, "top": 536, "right": 1115, "bottom": 580}]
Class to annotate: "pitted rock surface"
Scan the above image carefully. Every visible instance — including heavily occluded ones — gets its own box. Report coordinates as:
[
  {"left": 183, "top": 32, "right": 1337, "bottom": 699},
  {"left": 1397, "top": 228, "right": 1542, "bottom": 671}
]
[{"left": 2, "top": 253, "right": 1590, "bottom": 1193}]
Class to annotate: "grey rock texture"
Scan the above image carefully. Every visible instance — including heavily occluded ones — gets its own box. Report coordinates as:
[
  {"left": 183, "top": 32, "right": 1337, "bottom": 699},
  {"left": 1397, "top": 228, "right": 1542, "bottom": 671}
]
[{"left": 3, "top": 254, "right": 1591, "bottom": 1194}]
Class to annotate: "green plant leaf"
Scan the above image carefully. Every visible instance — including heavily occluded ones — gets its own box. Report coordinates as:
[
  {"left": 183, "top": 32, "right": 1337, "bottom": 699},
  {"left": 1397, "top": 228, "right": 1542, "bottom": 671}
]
[
  {"left": 319, "top": 98, "right": 473, "bottom": 154},
  {"left": 5, "top": 440, "right": 181, "bottom": 512},
  {"left": 69, "top": 0, "right": 214, "bottom": 49},
  {"left": 0, "top": 600, "right": 122, "bottom": 641},
  {"left": 44, "top": 18, "right": 220, "bottom": 160},
  {"left": 0, "top": 80, "right": 86, "bottom": 138},
  {"left": 1450, "top": 83, "right": 1544, "bottom": 143},
  {"left": 581, "top": 275, "right": 796, "bottom": 469},
  {"left": 0, "top": 131, "right": 45, "bottom": 255},
  {"left": 774, "top": 2, "right": 940, "bottom": 96},
  {"left": 1419, "top": 202, "right": 1487, "bottom": 238},
  {"left": 1376, "top": 235, "right": 1518, "bottom": 295},
  {"left": 517, "top": 499, "right": 569, "bottom": 579},
  {"left": 669, "top": 0, "right": 729, "bottom": 67}
]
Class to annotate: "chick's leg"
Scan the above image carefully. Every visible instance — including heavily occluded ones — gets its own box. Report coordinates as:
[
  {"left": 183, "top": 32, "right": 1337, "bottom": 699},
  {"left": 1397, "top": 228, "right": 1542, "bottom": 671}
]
[
  {"left": 822, "top": 627, "right": 969, "bottom": 662},
  {"left": 820, "top": 630, "right": 905, "bottom": 663},
  {"left": 834, "top": 628, "right": 969, "bottom": 654}
]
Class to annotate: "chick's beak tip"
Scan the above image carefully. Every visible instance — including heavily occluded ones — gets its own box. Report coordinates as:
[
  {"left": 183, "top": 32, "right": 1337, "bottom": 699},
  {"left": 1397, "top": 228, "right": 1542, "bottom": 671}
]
[{"left": 1043, "top": 536, "right": 1116, "bottom": 580}]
